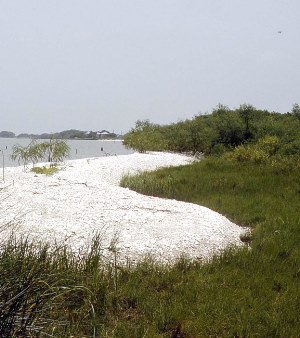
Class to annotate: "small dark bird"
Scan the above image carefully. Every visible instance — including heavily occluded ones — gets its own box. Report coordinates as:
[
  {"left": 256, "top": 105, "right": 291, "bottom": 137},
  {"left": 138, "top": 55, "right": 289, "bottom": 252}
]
[{"left": 278, "top": 31, "right": 283, "bottom": 34}]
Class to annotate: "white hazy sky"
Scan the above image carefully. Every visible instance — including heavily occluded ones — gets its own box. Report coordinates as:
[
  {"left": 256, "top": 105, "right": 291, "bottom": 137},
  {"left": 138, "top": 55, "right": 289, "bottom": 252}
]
[{"left": 1, "top": 0, "right": 299, "bottom": 134}]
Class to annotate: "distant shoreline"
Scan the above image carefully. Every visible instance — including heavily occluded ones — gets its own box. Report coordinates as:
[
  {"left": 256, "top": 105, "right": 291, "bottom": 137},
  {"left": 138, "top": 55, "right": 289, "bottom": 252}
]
[
  {"left": 0, "top": 129, "right": 123, "bottom": 140},
  {"left": 0, "top": 136, "right": 124, "bottom": 141}
]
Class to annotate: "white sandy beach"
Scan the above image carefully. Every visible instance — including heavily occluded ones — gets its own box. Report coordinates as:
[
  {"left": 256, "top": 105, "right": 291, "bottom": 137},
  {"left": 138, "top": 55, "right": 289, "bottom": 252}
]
[{"left": 0, "top": 152, "right": 245, "bottom": 263}]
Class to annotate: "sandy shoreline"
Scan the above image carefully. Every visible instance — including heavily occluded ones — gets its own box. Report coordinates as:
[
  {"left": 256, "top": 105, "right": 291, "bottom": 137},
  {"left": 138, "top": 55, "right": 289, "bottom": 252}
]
[{"left": 0, "top": 152, "right": 245, "bottom": 263}]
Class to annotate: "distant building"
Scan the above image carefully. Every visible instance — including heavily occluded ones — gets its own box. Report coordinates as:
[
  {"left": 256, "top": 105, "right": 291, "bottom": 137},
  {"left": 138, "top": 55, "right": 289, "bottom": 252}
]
[
  {"left": 97, "top": 130, "right": 117, "bottom": 138},
  {"left": 98, "top": 130, "right": 110, "bottom": 136}
]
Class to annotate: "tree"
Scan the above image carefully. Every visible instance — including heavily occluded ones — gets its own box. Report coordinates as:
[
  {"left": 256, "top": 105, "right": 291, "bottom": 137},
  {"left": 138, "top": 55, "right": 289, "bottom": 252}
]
[
  {"left": 28, "top": 139, "right": 45, "bottom": 167},
  {"left": 211, "top": 103, "right": 230, "bottom": 116},
  {"left": 10, "top": 139, "right": 41, "bottom": 169},
  {"left": 213, "top": 110, "right": 244, "bottom": 147},
  {"left": 11, "top": 144, "right": 30, "bottom": 169},
  {"left": 238, "top": 104, "right": 255, "bottom": 139},
  {"left": 11, "top": 139, "right": 70, "bottom": 170},
  {"left": 39, "top": 139, "right": 70, "bottom": 167},
  {"left": 123, "top": 120, "right": 165, "bottom": 153},
  {"left": 291, "top": 103, "right": 300, "bottom": 119}
]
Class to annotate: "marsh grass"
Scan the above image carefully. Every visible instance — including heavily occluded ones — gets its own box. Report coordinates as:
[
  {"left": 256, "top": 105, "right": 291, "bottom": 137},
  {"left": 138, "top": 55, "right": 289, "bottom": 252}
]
[
  {"left": 1, "top": 157, "right": 299, "bottom": 336},
  {"left": 121, "top": 157, "right": 300, "bottom": 227},
  {"left": 120, "top": 157, "right": 300, "bottom": 336}
]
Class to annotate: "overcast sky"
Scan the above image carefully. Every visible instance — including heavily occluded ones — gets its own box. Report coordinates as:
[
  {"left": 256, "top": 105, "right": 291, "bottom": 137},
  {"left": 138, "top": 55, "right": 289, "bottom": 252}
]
[{"left": 1, "top": 0, "right": 299, "bottom": 134}]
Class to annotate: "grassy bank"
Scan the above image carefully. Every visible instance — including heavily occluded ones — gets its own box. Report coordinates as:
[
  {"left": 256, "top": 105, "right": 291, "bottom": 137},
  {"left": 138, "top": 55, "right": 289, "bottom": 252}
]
[
  {"left": 1, "top": 157, "right": 300, "bottom": 336},
  {"left": 120, "top": 157, "right": 300, "bottom": 336}
]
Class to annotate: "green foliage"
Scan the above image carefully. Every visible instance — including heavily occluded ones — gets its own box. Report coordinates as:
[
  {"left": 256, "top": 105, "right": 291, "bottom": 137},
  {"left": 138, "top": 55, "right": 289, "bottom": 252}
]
[
  {"left": 279, "top": 139, "right": 300, "bottom": 156},
  {"left": 123, "top": 120, "right": 167, "bottom": 152},
  {"left": 257, "top": 135, "right": 280, "bottom": 156},
  {"left": 229, "top": 144, "right": 269, "bottom": 164},
  {"left": 270, "top": 155, "right": 300, "bottom": 172},
  {"left": 10, "top": 144, "right": 30, "bottom": 168},
  {"left": 238, "top": 103, "right": 256, "bottom": 138},
  {"left": 0, "top": 236, "right": 107, "bottom": 336},
  {"left": 10, "top": 139, "right": 43, "bottom": 169},
  {"left": 10, "top": 139, "right": 70, "bottom": 169},
  {"left": 39, "top": 138, "right": 70, "bottom": 166},
  {"left": 30, "top": 166, "right": 59, "bottom": 175},
  {"left": 291, "top": 103, "right": 300, "bottom": 119},
  {"left": 28, "top": 139, "right": 45, "bottom": 165},
  {"left": 121, "top": 172, "right": 176, "bottom": 197},
  {"left": 124, "top": 104, "right": 300, "bottom": 155},
  {"left": 226, "top": 135, "right": 300, "bottom": 171},
  {"left": 213, "top": 109, "right": 244, "bottom": 146},
  {"left": 228, "top": 136, "right": 280, "bottom": 164},
  {"left": 119, "top": 157, "right": 300, "bottom": 336}
]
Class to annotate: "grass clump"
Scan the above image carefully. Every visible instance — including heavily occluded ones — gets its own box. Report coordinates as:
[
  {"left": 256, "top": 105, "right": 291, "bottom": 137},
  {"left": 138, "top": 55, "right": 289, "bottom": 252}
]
[{"left": 30, "top": 166, "right": 59, "bottom": 175}]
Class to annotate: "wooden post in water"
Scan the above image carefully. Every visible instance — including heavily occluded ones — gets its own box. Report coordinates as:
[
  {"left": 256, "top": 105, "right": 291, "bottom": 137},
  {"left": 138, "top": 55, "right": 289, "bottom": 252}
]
[{"left": 1, "top": 150, "right": 4, "bottom": 182}]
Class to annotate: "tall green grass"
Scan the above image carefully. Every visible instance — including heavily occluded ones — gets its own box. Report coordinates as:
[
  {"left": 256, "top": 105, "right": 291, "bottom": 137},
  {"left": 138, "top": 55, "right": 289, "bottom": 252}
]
[
  {"left": 120, "top": 157, "right": 300, "bottom": 336},
  {"left": 1, "top": 157, "right": 299, "bottom": 336},
  {"left": 121, "top": 158, "right": 300, "bottom": 227}
]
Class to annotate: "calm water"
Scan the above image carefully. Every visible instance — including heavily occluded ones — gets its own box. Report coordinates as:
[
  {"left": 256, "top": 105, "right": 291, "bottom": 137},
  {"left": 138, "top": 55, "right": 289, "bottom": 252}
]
[{"left": 0, "top": 138, "right": 134, "bottom": 167}]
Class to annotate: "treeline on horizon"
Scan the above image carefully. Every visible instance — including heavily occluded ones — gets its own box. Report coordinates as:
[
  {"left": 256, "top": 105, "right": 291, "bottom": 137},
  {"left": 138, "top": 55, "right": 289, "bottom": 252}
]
[
  {"left": 0, "top": 129, "right": 120, "bottom": 140},
  {"left": 123, "top": 103, "right": 300, "bottom": 155}
]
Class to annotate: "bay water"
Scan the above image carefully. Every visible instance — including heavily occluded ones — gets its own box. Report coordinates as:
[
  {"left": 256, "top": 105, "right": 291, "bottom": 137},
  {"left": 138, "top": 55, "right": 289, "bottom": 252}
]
[{"left": 0, "top": 138, "right": 134, "bottom": 168}]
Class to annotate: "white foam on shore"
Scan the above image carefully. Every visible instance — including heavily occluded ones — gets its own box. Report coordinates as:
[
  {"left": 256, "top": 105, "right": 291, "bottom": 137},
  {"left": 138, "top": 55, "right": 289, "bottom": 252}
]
[{"left": 0, "top": 152, "right": 246, "bottom": 263}]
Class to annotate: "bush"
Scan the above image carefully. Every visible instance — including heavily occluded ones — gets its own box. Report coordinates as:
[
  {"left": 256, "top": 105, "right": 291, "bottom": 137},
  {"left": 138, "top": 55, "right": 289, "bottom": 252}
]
[
  {"left": 31, "top": 166, "right": 59, "bottom": 175},
  {"left": 257, "top": 135, "right": 280, "bottom": 156},
  {"left": 279, "top": 139, "right": 300, "bottom": 156},
  {"left": 271, "top": 155, "right": 300, "bottom": 172},
  {"left": 229, "top": 136, "right": 281, "bottom": 164},
  {"left": 230, "top": 144, "right": 269, "bottom": 164}
]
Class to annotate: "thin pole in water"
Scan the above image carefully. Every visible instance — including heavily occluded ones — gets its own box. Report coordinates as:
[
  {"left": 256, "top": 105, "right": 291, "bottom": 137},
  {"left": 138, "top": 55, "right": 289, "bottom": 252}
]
[{"left": 1, "top": 150, "right": 4, "bottom": 182}]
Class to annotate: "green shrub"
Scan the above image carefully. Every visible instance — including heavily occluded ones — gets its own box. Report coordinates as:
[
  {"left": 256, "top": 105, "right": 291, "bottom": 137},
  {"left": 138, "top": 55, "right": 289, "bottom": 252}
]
[
  {"left": 271, "top": 155, "right": 300, "bottom": 172},
  {"left": 211, "top": 143, "right": 227, "bottom": 156},
  {"left": 257, "top": 135, "right": 280, "bottom": 156},
  {"left": 230, "top": 144, "right": 269, "bottom": 164},
  {"left": 31, "top": 166, "right": 59, "bottom": 175},
  {"left": 231, "top": 144, "right": 252, "bottom": 162},
  {"left": 228, "top": 136, "right": 281, "bottom": 164},
  {"left": 279, "top": 139, "right": 300, "bottom": 156}
]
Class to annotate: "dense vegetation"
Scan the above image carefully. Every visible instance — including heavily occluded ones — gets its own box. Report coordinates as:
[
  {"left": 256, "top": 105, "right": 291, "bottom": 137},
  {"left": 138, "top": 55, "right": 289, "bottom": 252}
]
[
  {"left": 1, "top": 104, "right": 300, "bottom": 336},
  {"left": 123, "top": 103, "right": 300, "bottom": 155}
]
